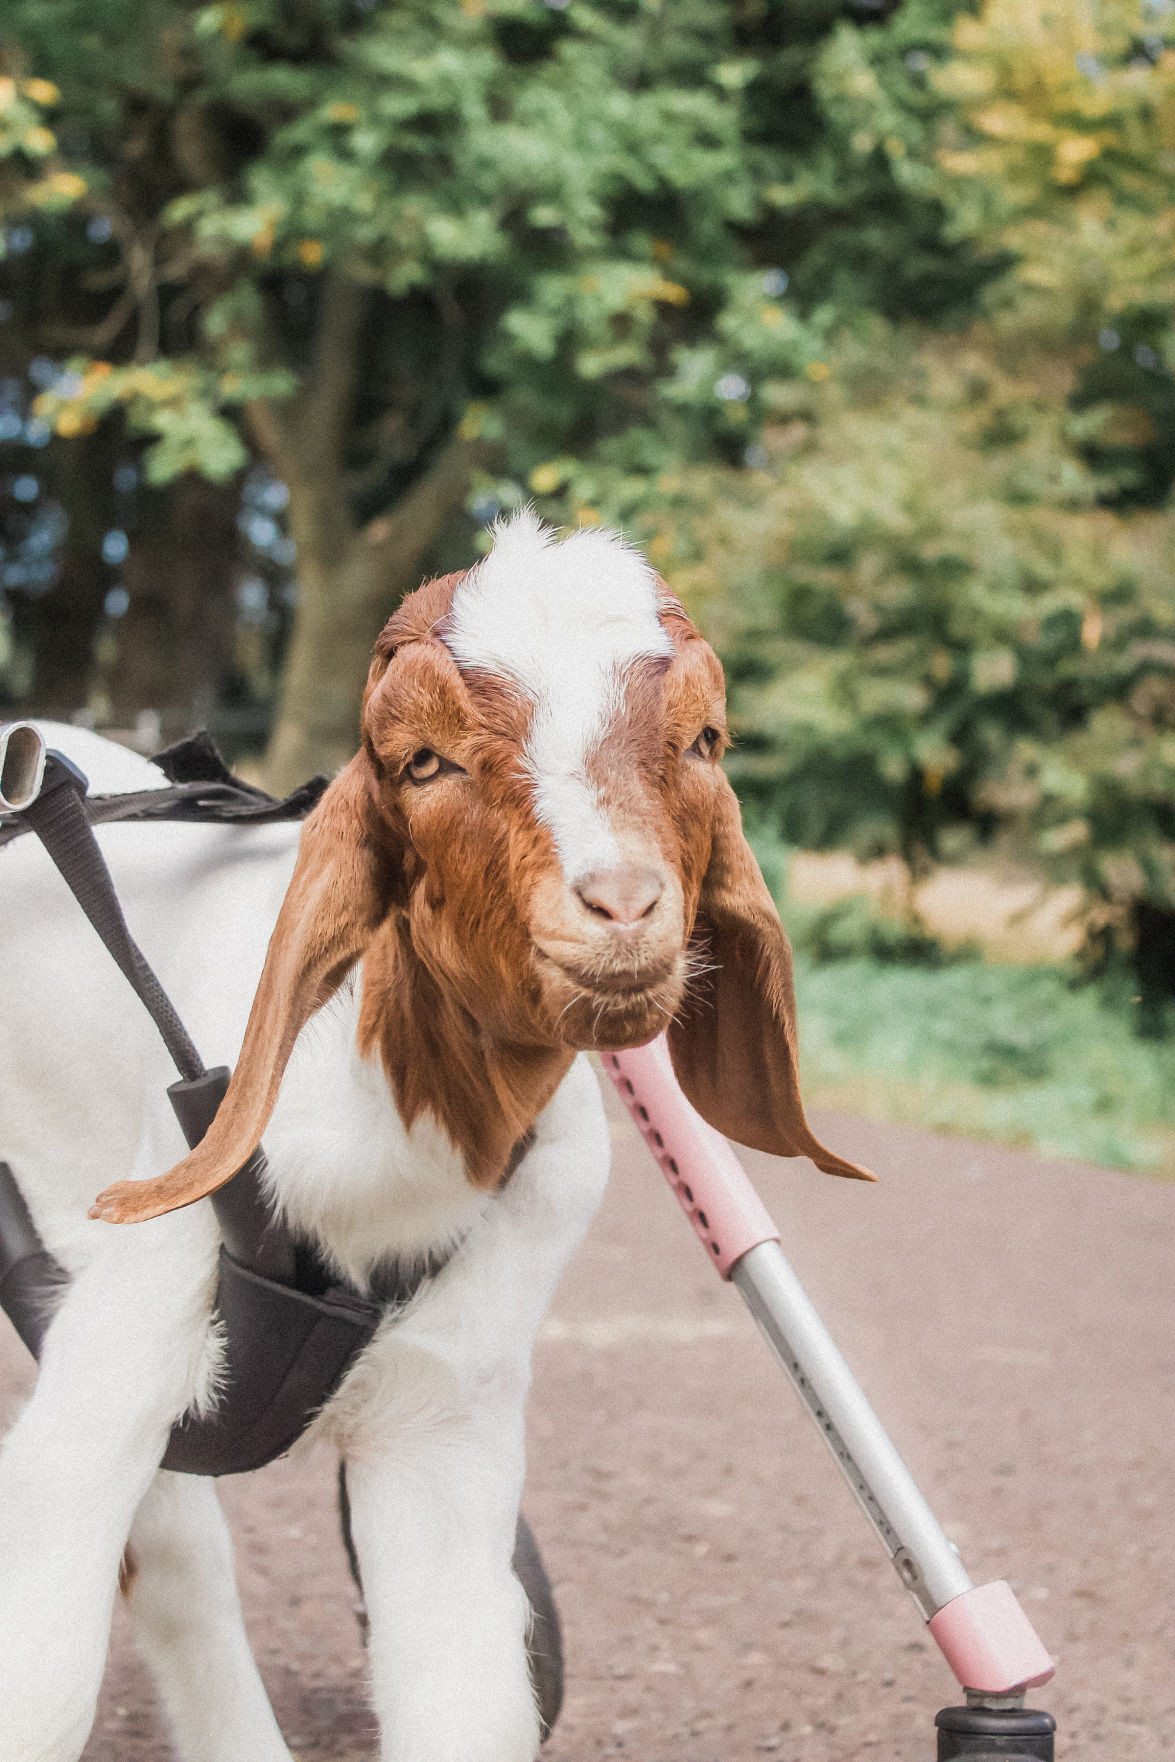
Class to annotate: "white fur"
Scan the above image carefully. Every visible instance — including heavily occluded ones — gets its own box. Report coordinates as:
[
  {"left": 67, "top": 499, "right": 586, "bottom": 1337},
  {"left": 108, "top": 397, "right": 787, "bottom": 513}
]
[
  {"left": 0, "top": 723, "right": 611, "bottom": 1762},
  {"left": 447, "top": 511, "right": 672, "bottom": 881}
]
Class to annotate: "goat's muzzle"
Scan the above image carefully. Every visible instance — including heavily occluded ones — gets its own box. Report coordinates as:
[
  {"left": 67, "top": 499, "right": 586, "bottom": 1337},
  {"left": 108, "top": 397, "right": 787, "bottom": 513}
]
[{"left": 533, "top": 861, "right": 687, "bottom": 1050}]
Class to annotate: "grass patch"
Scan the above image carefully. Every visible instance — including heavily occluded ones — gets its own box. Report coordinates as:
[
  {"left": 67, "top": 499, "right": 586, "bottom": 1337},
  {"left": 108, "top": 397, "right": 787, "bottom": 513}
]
[{"left": 751, "top": 835, "right": 1175, "bottom": 1175}]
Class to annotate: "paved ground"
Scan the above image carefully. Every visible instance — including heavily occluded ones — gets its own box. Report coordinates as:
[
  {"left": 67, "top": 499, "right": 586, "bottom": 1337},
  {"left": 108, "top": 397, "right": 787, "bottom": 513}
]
[{"left": 2, "top": 1086, "right": 1171, "bottom": 1761}]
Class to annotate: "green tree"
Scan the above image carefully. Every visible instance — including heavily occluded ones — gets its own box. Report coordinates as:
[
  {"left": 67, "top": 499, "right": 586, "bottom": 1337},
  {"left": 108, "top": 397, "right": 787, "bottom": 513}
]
[
  {"left": 931, "top": 0, "right": 1175, "bottom": 504},
  {"left": 2, "top": 0, "right": 1002, "bottom": 783},
  {"left": 673, "top": 0, "right": 1175, "bottom": 1023},
  {"left": 0, "top": 0, "right": 835, "bottom": 786}
]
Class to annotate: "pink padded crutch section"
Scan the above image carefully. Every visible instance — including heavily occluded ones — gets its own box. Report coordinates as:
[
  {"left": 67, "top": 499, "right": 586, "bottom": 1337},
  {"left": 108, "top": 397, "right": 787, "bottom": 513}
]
[
  {"left": 929, "top": 1581, "right": 1055, "bottom": 1692},
  {"left": 602, "top": 1036, "right": 780, "bottom": 1277}
]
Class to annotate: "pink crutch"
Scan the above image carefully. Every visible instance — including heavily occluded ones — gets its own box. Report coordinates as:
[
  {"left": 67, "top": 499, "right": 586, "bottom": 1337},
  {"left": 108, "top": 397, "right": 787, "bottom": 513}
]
[{"left": 603, "top": 1036, "right": 1057, "bottom": 1762}]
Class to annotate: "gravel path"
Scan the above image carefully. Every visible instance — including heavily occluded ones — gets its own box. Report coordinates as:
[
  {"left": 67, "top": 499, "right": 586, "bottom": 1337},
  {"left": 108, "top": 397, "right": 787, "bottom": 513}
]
[{"left": 2, "top": 1085, "right": 1170, "bottom": 1761}]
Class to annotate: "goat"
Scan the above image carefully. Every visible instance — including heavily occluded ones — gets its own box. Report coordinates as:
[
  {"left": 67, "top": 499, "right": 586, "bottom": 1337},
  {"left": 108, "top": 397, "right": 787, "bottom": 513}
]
[{"left": 0, "top": 510, "right": 867, "bottom": 1762}]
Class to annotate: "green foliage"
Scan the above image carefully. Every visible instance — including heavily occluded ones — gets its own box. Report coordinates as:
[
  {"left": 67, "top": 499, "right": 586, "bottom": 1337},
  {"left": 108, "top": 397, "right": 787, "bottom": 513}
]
[
  {"left": 683, "top": 334, "right": 1175, "bottom": 945},
  {"left": 0, "top": 0, "right": 988, "bottom": 515},
  {"left": 2, "top": 0, "right": 1172, "bottom": 1024},
  {"left": 930, "top": 0, "right": 1175, "bottom": 506},
  {"left": 792, "top": 947, "right": 1175, "bottom": 1172},
  {"left": 789, "top": 891, "right": 971, "bottom": 966},
  {"left": 0, "top": 1, "right": 798, "bottom": 496},
  {"left": 664, "top": 0, "right": 1175, "bottom": 988},
  {"left": 29, "top": 359, "right": 293, "bottom": 480}
]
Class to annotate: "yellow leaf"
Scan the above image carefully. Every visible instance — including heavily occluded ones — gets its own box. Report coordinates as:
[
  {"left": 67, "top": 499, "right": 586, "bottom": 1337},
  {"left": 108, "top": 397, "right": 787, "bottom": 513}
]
[
  {"left": 21, "top": 79, "right": 61, "bottom": 107},
  {"left": 1053, "top": 134, "right": 1101, "bottom": 182},
  {"left": 657, "top": 279, "right": 689, "bottom": 306},
  {"left": 1081, "top": 604, "right": 1103, "bottom": 652},
  {"left": 760, "top": 304, "right": 784, "bottom": 329},
  {"left": 297, "top": 238, "right": 324, "bottom": 268},
  {"left": 528, "top": 462, "right": 566, "bottom": 495},
  {"left": 251, "top": 208, "right": 277, "bottom": 258},
  {"left": 49, "top": 171, "right": 87, "bottom": 200},
  {"left": 328, "top": 102, "right": 360, "bottom": 124},
  {"left": 23, "top": 125, "right": 56, "bottom": 154},
  {"left": 576, "top": 506, "right": 601, "bottom": 526},
  {"left": 458, "top": 401, "right": 488, "bottom": 440},
  {"left": 937, "top": 149, "right": 985, "bottom": 177},
  {"left": 0, "top": 79, "right": 16, "bottom": 111},
  {"left": 221, "top": 5, "right": 246, "bottom": 42},
  {"left": 806, "top": 361, "right": 832, "bottom": 382}
]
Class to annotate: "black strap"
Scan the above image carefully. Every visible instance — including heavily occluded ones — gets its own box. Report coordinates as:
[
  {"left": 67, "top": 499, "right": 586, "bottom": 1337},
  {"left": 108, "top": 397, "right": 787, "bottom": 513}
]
[
  {"left": 0, "top": 737, "right": 465, "bottom": 1474},
  {"left": 18, "top": 755, "right": 205, "bottom": 1083},
  {"left": 0, "top": 728, "right": 328, "bottom": 851}
]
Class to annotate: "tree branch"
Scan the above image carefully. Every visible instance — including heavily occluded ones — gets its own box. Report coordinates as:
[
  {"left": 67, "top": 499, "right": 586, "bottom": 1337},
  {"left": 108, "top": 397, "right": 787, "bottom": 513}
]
[
  {"left": 241, "top": 395, "right": 300, "bottom": 488},
  {"left": 356, "top": 432, "right": 492, "bottom": 592},
  {"left": 294, "top": 270, "right": 368, "bottom": 480}
]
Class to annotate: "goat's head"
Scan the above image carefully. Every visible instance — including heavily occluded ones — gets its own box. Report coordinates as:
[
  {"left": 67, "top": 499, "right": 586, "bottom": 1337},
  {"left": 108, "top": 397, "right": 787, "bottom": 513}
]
[{"left": 93, "top": 511, "right": 869, "bottom": 1222}]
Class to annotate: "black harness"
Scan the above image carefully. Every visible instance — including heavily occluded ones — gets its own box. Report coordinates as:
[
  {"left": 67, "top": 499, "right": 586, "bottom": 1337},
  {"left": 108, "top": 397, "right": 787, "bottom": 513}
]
[{"left": 0, "top": 731, "right": 452, "bottom": 1476}]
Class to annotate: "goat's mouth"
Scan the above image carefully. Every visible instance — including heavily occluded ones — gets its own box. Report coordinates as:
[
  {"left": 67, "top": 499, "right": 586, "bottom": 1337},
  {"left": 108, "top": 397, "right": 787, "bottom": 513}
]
[{"left": 535, "top": 951, "right": 685, "bottom": 1050}]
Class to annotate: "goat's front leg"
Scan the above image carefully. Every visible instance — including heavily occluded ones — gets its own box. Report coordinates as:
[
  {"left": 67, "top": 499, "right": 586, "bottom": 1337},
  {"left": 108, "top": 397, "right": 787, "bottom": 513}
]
[
  {"left": 0, "top": 1217, "right": 219, "bottom": 1762},
  {"left": 346, "top": 1397, "right": 537, "bottom": 1762},
  {"left": 123, "top": 1471, "right": 292, "bottom": 1762},
  {"left": 337, "top": 1053, "right": 611, "bottom": 1762}
]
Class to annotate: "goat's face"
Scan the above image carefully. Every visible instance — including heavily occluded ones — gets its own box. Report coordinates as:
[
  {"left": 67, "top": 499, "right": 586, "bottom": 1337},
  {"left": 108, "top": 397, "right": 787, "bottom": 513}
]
[
  {"left": 92, "top": 512, "right": 869, "bottom": 1224},
  {"left": 360, "top": 519, "right": 726, "bottom": 1055}
]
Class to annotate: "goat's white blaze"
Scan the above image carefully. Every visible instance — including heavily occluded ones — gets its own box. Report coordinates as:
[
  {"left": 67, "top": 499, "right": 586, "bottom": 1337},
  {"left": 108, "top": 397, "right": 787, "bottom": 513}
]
[{"left": 446, "top": 510, "right": 671, "bottom": 881}]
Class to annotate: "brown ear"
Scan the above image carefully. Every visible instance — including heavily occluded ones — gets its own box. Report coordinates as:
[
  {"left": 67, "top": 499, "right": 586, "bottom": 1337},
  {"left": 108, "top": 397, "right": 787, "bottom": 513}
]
[
  {"left": 667, "top": 772, "right": 874, "bottom": 1181},
  {"left": 91, "top": 754, "right": 397, "bottom": 1223}
]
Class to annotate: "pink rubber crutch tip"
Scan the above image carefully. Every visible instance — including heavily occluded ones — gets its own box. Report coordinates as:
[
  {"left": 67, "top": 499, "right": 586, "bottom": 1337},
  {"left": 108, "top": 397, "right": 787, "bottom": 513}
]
[{"left": 928, "top": 1581, "right": 1055, "bottom": 1693}]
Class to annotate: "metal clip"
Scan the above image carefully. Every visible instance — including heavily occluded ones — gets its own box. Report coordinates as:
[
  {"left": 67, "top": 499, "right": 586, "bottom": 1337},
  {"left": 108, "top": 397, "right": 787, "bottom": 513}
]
[{"left": 0, "top": 722, "right": 47, "bottom": 813}]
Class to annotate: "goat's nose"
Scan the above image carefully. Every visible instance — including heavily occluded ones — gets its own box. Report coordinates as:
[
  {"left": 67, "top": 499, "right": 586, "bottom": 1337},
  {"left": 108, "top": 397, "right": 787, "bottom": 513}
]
[{"left": 575, "top": 865, "right": 663, "bottom": 927}]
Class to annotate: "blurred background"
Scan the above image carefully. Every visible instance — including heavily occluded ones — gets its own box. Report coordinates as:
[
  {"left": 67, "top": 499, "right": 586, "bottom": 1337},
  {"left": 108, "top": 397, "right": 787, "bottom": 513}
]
[{"left": 1, "top": 0, "right": 1173, "bottom": 1174}]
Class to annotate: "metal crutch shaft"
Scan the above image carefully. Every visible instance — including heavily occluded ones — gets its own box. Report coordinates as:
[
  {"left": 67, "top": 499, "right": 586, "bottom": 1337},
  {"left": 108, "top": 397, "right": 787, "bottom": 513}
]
[{"left": 601, "top": 1037, "right": 1054, "bottom": 1700}]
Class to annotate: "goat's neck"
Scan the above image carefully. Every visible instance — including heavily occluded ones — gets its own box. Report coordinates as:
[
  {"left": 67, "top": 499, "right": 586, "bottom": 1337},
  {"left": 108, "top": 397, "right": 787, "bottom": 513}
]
[{"left": 357, "top": 921, "right": 574, "bottom": 1190}]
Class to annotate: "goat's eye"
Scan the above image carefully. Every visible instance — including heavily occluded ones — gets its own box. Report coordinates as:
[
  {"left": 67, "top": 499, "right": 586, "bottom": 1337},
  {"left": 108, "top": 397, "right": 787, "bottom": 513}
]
[
  {"left": 689, "top": 726, "right": 721, "bottom": 761},
  {"left": 406, "top": 748, "right": 443, "bottom": 783}
]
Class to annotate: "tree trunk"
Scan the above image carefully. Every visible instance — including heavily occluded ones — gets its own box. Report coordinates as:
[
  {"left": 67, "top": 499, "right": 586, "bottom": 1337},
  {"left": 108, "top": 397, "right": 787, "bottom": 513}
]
[
  {"left": 239, "top": 271, "right": 485, "bottom": 794},
  {"left": 108, "top": 472, "right": 240, "bottom": 737},
  {"left": 27, "top": 546, "right": 108, "bottom": 716},
  {"left": 258, "top": 435, "right": 480, "bottom": 794},
  {"left": 26, "top": 429, "right": 117, "bottom": 717},
  {"left": 1132, "top": 897, "right": 1175, "bottom": 1039}
]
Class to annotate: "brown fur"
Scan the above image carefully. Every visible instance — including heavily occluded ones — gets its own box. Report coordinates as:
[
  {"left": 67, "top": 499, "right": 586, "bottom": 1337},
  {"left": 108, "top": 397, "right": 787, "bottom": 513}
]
[
  {"left": 118, "top": 1546, "right": 138, "bottom": 1599},
  {"left": 91, "top": 561, "right": 869, "bottom": 1227}
]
